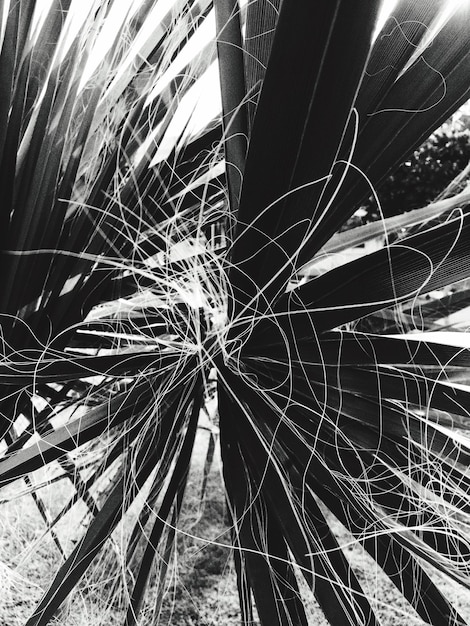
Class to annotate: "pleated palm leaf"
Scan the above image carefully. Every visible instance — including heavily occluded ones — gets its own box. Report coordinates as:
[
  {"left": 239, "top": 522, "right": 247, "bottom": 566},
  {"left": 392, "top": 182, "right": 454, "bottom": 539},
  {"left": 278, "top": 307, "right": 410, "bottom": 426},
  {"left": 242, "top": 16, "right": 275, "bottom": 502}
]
[{"left": 1, "top": 1, "right": 470, "bottom": 624}]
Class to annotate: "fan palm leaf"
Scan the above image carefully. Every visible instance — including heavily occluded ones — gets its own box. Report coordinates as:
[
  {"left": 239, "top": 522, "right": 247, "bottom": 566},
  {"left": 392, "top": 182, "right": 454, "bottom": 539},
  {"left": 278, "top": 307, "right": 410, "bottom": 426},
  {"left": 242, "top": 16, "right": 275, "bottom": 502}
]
[{"left": 1, "top": 1, "right": 470, "bottom": 624}]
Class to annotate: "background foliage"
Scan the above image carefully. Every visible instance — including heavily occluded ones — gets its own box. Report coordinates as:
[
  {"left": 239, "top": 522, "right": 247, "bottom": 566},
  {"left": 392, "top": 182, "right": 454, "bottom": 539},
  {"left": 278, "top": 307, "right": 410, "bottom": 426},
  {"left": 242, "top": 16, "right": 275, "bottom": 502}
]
[{"left": 361, "top": 127, "right": 470, "bottom": 221}]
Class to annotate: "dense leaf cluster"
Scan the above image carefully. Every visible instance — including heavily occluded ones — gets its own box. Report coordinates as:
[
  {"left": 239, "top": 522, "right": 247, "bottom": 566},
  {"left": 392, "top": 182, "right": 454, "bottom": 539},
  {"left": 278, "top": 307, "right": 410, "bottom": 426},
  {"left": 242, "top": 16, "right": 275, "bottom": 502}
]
[{"left": 367, "top": 129, "right": 470, "bottom": 219}]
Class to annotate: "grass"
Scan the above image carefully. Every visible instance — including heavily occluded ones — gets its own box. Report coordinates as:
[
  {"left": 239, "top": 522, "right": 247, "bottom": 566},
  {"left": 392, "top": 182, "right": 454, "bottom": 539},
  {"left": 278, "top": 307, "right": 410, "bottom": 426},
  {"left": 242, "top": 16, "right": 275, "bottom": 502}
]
[
  {"left": 0, "top": 428, "right": 236, "bottom": 626},
  {"left": 2, "top": 427, "right": 470, "bottom": 626}
]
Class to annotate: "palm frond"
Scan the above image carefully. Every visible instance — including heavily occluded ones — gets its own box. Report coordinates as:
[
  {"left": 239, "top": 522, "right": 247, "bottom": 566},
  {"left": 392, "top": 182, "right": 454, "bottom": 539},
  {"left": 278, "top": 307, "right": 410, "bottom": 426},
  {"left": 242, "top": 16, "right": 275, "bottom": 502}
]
[{"left": 1, "top": 1, "right": 470, "bottom": 625}]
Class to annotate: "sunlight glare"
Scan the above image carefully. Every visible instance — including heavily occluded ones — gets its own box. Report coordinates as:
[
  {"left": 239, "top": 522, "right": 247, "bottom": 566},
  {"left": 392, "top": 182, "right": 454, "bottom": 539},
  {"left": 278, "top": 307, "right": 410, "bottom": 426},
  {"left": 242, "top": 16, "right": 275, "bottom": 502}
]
[
  {"left": 0, "top": 0, "right": 11, "bottom": 50},
  {"left": 373, "top": 0, "right": 398, "bottom": 41}
]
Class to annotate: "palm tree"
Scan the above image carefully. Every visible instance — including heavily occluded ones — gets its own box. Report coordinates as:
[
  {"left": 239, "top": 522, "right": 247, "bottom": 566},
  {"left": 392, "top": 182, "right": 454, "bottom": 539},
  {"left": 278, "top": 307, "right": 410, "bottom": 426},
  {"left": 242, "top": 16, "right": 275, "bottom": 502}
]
[{"left": 1, "top": 0, "right": 470, "bottom": 624}]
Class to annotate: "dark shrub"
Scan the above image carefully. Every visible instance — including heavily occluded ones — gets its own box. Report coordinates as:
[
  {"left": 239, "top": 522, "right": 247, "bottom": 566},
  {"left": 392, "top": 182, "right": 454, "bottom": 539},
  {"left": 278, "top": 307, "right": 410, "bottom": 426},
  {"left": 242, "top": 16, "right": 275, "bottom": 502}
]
[{"left": 363, "top": 129, "right": 470, "bottom": 221}]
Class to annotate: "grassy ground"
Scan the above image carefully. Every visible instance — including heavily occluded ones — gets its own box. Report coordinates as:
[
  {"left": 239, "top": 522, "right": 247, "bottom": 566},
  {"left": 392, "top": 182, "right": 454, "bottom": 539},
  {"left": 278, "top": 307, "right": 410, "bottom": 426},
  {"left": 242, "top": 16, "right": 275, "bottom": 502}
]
[{"left": 1, "top": 429, "right": 470, "bottom": 625}]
